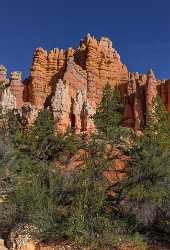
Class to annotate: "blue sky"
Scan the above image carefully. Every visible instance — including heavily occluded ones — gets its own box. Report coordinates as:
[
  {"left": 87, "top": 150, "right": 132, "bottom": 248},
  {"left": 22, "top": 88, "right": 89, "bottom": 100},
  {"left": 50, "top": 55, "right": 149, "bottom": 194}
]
[{"left": 1, "top": 0, "right": 170, "bottom": 79}]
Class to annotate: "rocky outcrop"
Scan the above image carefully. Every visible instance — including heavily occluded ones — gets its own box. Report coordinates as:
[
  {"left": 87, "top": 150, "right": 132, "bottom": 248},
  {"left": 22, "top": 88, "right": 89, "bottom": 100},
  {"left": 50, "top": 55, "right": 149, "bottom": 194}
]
[
  {"left": 52, "top": 79, "right": 71, "bottom": 133},
  {"left": 28, "top": 48, "right": 48, "bottom": 109},
  {"left": 7, "top": 225, "right": 170, "bottom": 250},
  {"left": 8, "top": 224, "right": 79, "bottom": 250},
  {"left": 24, "top": 34, "right": 129, "bottom": 133},
  {"left": 10, "top": 72, "right": 24, "bottom": 109},
  {"left": 0, "top": 66, "right": 24, "bottom": 112},
  {"left": 84, "top": 36, "right": 128, "bottom": 107},
  {"left": 122, "top": 72, "right": 146, "bottom": 130},
  {"left": 145, "top": 69, "right": 158, "bottom": 123},
  {"left": 0, "top": 239, "right": 8, "bottom": 250},
  {"left": 0, "top": 65, "right": 8, "bottom": 84},
  {"left": 158, "top": 79, "right": 170, "bottom": 112},
  {"left": 1, "top": 88, "right": 16, "bottom": 112},
  {"left": 1, "top": 35, "right": 170, "bottom": 133},
  {"left": 122, "top": 70, "right": 159, "bottom": 132}
]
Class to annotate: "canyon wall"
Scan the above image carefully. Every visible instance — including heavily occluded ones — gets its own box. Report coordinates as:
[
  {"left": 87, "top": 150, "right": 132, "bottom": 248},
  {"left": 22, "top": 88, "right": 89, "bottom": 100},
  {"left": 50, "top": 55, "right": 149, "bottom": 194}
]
[{"left": 0, "top": 34, "right": 169, "bottom": 133}]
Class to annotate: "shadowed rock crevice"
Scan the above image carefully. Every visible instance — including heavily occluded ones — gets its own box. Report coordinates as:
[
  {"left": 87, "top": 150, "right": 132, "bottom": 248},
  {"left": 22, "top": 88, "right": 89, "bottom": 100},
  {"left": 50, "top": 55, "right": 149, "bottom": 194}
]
[{"left": 69, "top": 98, "right": 76, "bottom": 131}]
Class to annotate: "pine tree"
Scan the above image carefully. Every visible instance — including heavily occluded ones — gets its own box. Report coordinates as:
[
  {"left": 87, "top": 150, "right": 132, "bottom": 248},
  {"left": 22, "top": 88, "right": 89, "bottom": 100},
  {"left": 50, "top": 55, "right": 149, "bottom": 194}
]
[
  {"left": 145, "top": 95, "right": 170, "bottom": 150},
  {"left": 0, "top": 111, "right": 19, "bottom": 234},
  {"left": 92, "top": 83, "right": 124, "bottom": 141},
  {"left": 118, "top": 96, "right": 170, "bottom": 229},
  {"left": 67, "top": 137, "right": 113, "bottom": 249}
]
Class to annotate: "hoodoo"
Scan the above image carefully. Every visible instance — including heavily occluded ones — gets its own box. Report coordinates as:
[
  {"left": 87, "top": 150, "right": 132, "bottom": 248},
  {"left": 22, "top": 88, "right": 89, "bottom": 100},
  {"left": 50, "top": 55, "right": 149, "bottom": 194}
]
[{"left": 0, "top": 35, "right": 170, "bottom": 133}]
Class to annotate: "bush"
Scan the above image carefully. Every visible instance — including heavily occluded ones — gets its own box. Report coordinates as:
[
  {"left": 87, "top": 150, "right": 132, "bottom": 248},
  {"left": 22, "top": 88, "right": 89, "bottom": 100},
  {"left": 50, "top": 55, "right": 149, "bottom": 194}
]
[
  {"left": 6, "top": 135, "right": 119, "bottom": 249},
  {"left": 0, "top": 127, "right": 18, "bottom": 234}
]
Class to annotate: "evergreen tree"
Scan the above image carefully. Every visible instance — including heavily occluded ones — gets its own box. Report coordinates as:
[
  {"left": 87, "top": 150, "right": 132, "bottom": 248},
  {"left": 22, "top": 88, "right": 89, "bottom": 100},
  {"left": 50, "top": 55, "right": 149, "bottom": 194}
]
[
  {"left": 118, "top": 96, "right": 170, "bottom": 230},
  {"left": 0, "top": 109, "right": 81, "bottom": 239},
  {"left": 145, "top": 95, "right": 170, "bottom": 150},
  {"left": 68, "top": 137, "right": 114, "bottom": 249},
  {"left": 92, "top": 83, "right": 125, "bottom": 141},
  {"left": 0, "top": 117, "right": 19, "bottom": 234},
  {"left": 7, "top": 110, "right": 80, "bottom": 163}
]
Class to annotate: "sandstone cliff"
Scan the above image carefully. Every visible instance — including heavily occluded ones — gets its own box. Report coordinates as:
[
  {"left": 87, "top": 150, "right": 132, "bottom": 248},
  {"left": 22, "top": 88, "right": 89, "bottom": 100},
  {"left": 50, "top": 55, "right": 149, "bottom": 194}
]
[{"left": 0, "top": 35, "right": 169, "bottom": 133}]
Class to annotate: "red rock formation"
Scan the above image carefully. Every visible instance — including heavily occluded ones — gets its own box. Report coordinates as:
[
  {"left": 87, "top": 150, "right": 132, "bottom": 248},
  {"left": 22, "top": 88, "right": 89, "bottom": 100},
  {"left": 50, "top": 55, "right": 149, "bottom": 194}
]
[
  {"left": 123, "top": 70, "right": 159, "bottom": 131},
  {"left": 28, "top": 48, "right": 48, "bottom": 109},
  {"left": 81, "top": 35, "right": 128, "bottom": 107},
  {"left": 1, "top": 35, "right": 170, "bottom": 133},
  {"left": 26, "top": 34, "right": 129, "bottom": 133},
  {"left": 0, "top": 65, "right": 7, "bottom": 83},
  {"left": 10, "top": 71, "right": 24, "bottom": 109},
  {"left": 0, "top": 239, "right": 8, "bottom": 250},
  {"left": 158, "top": 79, "right": 170, "bottom": 112},
  {"left": 145, "top": 69, "right": 158, "bottom": 122},
  {"left": 123, "top": 72, "right": 146, "bottom": 131}
]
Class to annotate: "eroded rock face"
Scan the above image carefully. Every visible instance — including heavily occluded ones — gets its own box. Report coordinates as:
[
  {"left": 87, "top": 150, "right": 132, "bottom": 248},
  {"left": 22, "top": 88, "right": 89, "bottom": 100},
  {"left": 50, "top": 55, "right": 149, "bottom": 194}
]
[
  {"left": 25, "top": 34, "right": 129, "bottom": 133},
  {"left": 145, "top": 69, "right": 158, "bottom": 123},
  {"left": 122, "top": 70, "right": 159, "bottom": 132},
  {"left": 0, "top": 65, "right": 8, "bottom": 83},
  {"left": 0, "top": 68, "right": 24, "bottom": 112},
  {"left": 1, "top": 35, "right": 170, "bottom": 133},
  {"left": 10, "top": 72, "right": 24, "bottom": 109},
  {"left": 52, "top": 79, "right": 71, "bottom": 133},
  {"left": 1, "top": 87, "right": 16, "bottom": 112},
  {"left": 0, "top": 241, "right": 8, "bottom": 250}
]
